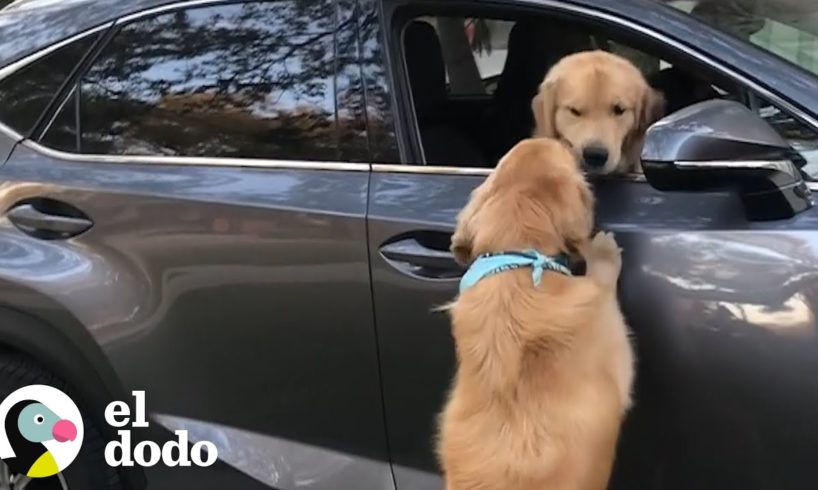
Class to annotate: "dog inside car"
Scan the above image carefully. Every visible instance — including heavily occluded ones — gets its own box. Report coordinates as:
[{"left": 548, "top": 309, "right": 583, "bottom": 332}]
[
  {"left": 437, "top": 138, "right": 635, "bottom": 490},
  {"left": 532, "top": 50, "right": 665, "bottom": 175}
]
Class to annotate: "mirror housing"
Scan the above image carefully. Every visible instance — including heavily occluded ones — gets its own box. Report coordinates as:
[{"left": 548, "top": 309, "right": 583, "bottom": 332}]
[{"left": 641, "top": 99, "right": 812, "bottom": 221}]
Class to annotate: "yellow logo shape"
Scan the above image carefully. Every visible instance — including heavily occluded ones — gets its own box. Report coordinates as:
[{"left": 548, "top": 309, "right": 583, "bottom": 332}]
[{"left": 28, "top": 451, "right": 59, "bottom": 478}]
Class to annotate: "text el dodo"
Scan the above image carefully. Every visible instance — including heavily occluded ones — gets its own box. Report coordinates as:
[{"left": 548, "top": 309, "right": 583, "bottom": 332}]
[{"left": 103, "top": 391, "right": 217, "bottom": 468}]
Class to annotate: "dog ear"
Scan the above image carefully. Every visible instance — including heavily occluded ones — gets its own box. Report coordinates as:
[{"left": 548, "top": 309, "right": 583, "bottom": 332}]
[
  {"left": 450, "top": 181, "right": 492, "bottom": 265},
  {"left": 450, "top": 223, "right": 474, "bottom": 266},
  {"left": 622, "top": 86, "right": 665, "bottom": 171},
  {"left": 638, "top": 87, "right": 665, "bottom": 134},
  {"left": 531, "top": 79, "right": 558, "bottom": 138}
]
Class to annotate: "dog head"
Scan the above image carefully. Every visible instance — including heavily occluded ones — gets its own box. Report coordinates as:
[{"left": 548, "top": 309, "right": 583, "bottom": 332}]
[
  {"left": 450, "top": 138, "right": 594, "bottom": 265},
  {"left": 532, "top": 50, "right": 664, "bottom": 175}
]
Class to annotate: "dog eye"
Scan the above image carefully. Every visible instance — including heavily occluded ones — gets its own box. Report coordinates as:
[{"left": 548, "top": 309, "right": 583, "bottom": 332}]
[
  {"left": 612, "top": 104, "right": 626, "bottom": 116},
  {"left": 568, "top": 107, "right": 582, "bottom": 117}
]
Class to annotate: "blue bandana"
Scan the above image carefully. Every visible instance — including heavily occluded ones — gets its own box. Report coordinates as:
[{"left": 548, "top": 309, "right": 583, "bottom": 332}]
[{"left": 459, "top": 250, "right": 572, "bottom": 293}]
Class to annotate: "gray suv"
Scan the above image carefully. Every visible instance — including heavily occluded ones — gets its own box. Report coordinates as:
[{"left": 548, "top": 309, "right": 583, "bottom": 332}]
[{"left": 1, "top": 0, "right": 818, "bottom": 489}]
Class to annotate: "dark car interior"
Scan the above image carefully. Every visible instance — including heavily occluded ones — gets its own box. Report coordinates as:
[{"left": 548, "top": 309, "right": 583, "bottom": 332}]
[{"left": 398, "top": 11, "right": 746, "bottom": 169}]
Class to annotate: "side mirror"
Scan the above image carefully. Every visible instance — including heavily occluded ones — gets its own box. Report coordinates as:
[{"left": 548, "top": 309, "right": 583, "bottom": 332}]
[{"left": 641, "top": 99, "right": 813, "bottom": 221}]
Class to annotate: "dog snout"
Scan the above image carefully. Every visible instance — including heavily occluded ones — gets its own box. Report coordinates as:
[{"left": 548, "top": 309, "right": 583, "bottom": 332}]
[{"left": 581, "top": 145, "right": 609, "bottom": 168}]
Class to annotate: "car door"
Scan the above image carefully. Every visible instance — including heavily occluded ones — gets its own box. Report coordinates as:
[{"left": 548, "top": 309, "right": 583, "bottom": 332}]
[
  {"left": 368, "top": 1, "right": 818, "bottom": 490},
  {"left": 0, "top": 1, "right": 392, "bottom": 488}
]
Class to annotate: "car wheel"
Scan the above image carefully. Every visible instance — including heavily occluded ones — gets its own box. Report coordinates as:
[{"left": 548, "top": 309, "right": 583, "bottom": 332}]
[{"left": 0, "top": 351, "right": 122, "bottom": 490}]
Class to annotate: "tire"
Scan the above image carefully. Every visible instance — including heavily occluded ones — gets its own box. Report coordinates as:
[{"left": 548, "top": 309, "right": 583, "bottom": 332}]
[{"left": 0, "top": 350, "right": 122, "bottom": 490}]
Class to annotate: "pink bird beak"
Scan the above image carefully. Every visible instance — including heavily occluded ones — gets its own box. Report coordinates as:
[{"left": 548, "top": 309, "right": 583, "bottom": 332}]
[{"left": 52, "top": 419, "right": 77, "bottom": 443}]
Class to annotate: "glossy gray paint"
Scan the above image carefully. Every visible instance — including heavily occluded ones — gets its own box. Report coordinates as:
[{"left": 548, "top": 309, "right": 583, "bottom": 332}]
[
  {"left": 370, "top": 168, "right": 818, "bottom": 490},
  {"left": 0, "top": 130, "right": 14, "bottom": 163},
  {"left": 640, "top": 99, "right": 813, "bottom": 222},
  {"left": 0, "top": 145, "right": 390, "bottom": 489},
  {"left": 642, "top": 99, "right": 793, "bottom": 162}
]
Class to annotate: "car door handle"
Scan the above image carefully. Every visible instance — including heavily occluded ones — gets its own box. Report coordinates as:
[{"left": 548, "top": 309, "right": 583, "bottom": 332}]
[
  {"left": 379, "top": 235, "right": 464, "bottom": 279},
  {"left": 6, "top": 202, "right": 93, "bottom": 239}
]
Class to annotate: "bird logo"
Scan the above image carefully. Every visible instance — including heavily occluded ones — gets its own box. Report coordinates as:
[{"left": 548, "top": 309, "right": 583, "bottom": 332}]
[{"left": 0, "top": 385, "right": 83, "bottom": 478}]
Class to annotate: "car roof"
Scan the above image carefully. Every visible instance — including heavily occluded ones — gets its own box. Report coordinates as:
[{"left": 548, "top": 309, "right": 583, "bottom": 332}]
[{"left": 0, "top": 0, "right": 175, "bottom": 68}]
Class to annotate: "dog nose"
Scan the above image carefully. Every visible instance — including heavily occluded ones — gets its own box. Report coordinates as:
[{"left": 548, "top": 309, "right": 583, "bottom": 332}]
[{"left": 582, "top": 146, "right": 609, "bottom": 168}]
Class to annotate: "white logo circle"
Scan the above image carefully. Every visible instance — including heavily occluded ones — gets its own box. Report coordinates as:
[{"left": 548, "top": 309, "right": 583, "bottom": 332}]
[{"left": 0, "top": 385, "right": 84, "bottom": 478}]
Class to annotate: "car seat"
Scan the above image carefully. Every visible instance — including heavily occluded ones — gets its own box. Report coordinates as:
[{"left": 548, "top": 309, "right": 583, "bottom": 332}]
[
  {"left": 403, "top": 20, "right": 486, "bottom": 167},
  {"left": 482, "top": 19, "right": 593, "bottom": 163}
]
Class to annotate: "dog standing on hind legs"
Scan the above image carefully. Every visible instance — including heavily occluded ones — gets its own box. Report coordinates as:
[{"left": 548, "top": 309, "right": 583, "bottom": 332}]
[{"left": 436, "top": 138, "right": 634, "bottom": 490}]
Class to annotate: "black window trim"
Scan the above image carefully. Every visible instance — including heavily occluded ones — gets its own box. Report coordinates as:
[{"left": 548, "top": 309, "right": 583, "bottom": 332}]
[
  {"left": 0, "top": 22, "right": 113, "bottom": 142},
  {"left": 22, "top": 0, "right": 372, "bottom": 172},
  {"left": 380, "top": 0, "right": 818, "bottom": 188}
]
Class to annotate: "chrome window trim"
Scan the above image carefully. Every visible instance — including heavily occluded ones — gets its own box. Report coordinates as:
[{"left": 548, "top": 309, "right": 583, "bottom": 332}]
[
  {"left": 0, "top": 120, "right": 22, "bottom": 141},
  {"left": 0, "top": 22, "right": 113, "bottom": 82},
  {"left": 675, "top": 159, "right": 795, "bottom": 172},
  {"left": 372, "top": 163, "right": 491, "bottom": 176},
  {"left": 21, "top": 140, "right": 370, "bottom": 172},
  {"left": 371, "top": 163, "right": 650, "bottom": 183},
  {"left": 116, "top": 0, "right": 230, "bottom": 24}
]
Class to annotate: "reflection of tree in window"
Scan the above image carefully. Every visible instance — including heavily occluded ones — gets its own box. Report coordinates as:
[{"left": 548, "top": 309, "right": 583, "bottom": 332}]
[
  {"left": 0, "top": 33, "right": 98, "bottom": 135},
  {"left": 46, "top": 0, "right": 367, "bottom": 162},
  {"left": 357, "top": 0, "right": 400, "bottom": 163}
]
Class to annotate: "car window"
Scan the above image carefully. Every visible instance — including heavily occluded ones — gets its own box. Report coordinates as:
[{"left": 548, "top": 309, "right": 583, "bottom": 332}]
[
  {"left": 466, "top": 19, "right": 513, "bottom": 95},
  {"left": 754, "top": 95, "right": 818, "bottom": 179},
  {"left": 0, "top": 32, "right": 98, "bottom": 136},
  {"left": 664, "top": 0, "right": 818, "bottom": 76},
  {"left": 40, "top": 0, "right": 368, "bottom": 162},
  {"left": 414, "top": 17, "right": 512, "bottom": 96}
]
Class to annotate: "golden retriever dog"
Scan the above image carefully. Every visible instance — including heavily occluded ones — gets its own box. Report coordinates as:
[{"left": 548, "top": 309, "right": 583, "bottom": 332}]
[
  {"left": 437, "top": 138, "right": 634, "bottom": 490},
  {"left": 532, "top": 50, "right": 664, "bottom": 175}
]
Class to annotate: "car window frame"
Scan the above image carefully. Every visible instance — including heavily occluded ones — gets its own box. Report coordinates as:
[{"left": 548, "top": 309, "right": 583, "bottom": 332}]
[
  {"left": 16, "top": 0, "right": 372, "bottom": 172},
  {"left": 381, "top": 0, "right": 818, "bottom": 188}
]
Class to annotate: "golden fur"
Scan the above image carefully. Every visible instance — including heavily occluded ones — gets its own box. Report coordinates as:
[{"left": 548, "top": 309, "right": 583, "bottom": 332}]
[
  {"left": 437, "top": 138, "right": 635, "bottom": 490},
  {"left": 532, "top": 50, "right": 664, "bottom": 175}
]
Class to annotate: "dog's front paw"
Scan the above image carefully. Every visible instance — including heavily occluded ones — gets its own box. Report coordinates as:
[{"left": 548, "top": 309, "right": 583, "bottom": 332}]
[
  {"left": 588, "top": 231, "right": 622, "bottom": 284},
  {"left": 590, "top": 231, "right": 621, "bottom": 260}
]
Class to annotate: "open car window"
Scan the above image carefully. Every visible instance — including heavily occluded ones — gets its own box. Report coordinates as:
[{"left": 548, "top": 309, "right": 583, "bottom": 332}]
[{"left": 663, "top": 0, "right": 818, "bottom": 76}]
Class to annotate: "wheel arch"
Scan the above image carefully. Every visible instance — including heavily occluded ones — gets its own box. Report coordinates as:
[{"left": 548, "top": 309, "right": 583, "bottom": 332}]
[{"left": 0, "top": 293, "right": 146, "bottom": 489}]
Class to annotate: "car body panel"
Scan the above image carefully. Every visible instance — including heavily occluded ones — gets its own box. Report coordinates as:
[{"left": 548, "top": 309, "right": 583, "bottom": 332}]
[
  {"left": 367, "top": 170, "right": 479, "bottom": 490},
  {"left": 0, "top": 129, "right": 15, "bottom": 163},
  {"left": 371, "top": 169, "right": 818, "bottom": 490},
  {"left": 0, "top": 143, "right": 391, "bottom": 489}
]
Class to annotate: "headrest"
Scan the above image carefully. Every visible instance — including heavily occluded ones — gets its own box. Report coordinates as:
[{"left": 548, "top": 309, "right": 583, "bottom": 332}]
[
  {"left": 494, "top": 19, "right": 593, "bottom": 102},
  {"left": 404, "top": 20, "right": 447, "bottom": 119}
]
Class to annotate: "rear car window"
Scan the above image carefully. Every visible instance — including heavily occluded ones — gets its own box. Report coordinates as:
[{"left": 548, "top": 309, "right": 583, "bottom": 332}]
[
  {"left": 0, "top": 33, "right": 98, "bottom": 136},
  {"left": 41, "top": 0, "right": 368, "bottom": 162}
]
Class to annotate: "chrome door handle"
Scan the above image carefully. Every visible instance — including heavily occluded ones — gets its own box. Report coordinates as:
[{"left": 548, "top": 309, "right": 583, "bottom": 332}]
[
  {"left": 379, "top": 235, "right": 464, "bottom": 279},
  {"left": 7, "top": 203, "right": 93, "bottom": 239}
]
